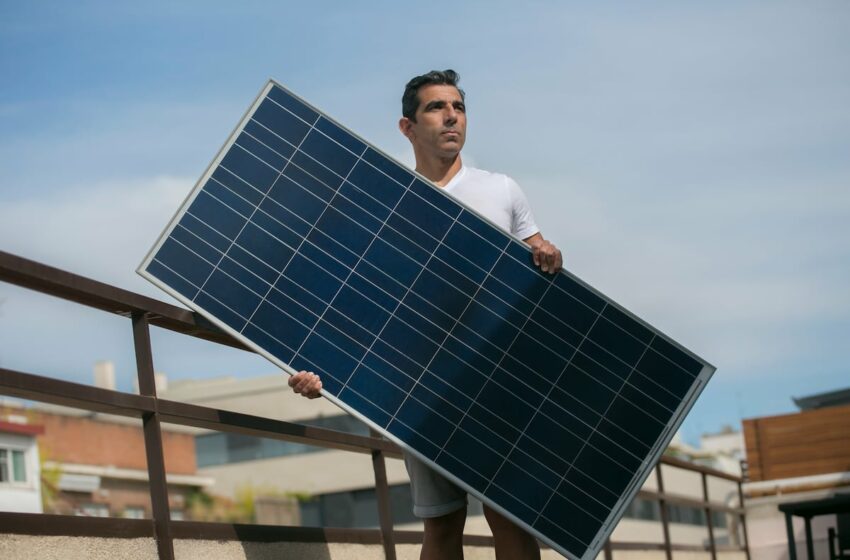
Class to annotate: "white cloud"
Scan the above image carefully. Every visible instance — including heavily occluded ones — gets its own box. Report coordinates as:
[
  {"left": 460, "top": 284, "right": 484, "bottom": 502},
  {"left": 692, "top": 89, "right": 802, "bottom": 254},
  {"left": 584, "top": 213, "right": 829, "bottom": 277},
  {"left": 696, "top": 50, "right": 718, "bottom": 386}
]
[{"left": 0, "top": 176, "right": 193, "bottom": 295}]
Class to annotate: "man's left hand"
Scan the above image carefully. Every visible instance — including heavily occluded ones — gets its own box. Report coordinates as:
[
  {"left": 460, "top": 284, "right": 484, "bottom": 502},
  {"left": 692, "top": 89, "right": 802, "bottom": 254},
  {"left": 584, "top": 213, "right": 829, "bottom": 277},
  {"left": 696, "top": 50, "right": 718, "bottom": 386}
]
[{"left": 525, "top": 234, "right": 563, "bottom": 274}]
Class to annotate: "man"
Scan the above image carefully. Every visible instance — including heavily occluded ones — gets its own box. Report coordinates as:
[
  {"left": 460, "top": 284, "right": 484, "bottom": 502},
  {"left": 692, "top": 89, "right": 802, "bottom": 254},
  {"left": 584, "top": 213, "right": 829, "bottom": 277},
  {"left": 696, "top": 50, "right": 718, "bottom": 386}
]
[{"left": 290, "top": 70, "right": 562, "bottom": 559}]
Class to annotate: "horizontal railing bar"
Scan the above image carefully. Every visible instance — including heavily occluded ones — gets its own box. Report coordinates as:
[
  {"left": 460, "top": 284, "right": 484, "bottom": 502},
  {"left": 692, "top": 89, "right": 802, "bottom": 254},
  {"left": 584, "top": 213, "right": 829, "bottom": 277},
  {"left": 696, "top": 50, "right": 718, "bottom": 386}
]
[
  {"left": 0, "top": 366, "right": 400, "bottom": 456},
  {"left": 0, "top": 367, "right": 154, "bottom": 417},
  {"left": 156, "top": 398, "right": 402, "bottom": 457},
  {"left": 0, "top": 512, "right": 155, "bottom": 538},
  {"left": 661, "top": 454, "right": 742, "bottom": 482},
  {"left": 637, "top": 489, "right": 744, "bottom": 514},
  {"left": 0, "top": 250, "right": 246, "bottom": 351}
]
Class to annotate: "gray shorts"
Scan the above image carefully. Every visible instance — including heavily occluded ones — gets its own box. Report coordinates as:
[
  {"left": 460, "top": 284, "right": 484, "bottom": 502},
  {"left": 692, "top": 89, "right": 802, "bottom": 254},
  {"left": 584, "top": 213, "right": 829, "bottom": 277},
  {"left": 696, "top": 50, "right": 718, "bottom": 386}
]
[{"left": 404, "top": 452, "right": 467, "bottom": 518}]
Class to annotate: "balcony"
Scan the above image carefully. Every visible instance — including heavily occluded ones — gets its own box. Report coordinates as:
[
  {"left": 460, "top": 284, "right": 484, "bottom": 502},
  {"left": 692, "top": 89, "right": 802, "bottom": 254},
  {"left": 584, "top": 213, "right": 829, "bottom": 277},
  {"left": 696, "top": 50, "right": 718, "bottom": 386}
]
[{"left": 0, "top": 250, "right": 751, "bottom": 559}]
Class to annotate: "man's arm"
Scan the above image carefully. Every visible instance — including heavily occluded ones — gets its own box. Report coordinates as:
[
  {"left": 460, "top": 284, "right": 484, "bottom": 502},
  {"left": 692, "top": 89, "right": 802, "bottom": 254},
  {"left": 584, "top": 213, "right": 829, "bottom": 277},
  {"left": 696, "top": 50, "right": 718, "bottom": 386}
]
[{"left": 524, "top": 232, "right": 563, "bottom": 274}]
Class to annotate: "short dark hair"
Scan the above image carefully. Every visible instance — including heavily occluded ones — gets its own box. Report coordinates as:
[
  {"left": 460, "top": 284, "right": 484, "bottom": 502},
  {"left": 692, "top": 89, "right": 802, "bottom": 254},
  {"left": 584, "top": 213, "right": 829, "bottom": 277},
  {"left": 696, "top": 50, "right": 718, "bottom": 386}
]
[{"left": 402, "top": 69, "right": 465, "bottom": 121}]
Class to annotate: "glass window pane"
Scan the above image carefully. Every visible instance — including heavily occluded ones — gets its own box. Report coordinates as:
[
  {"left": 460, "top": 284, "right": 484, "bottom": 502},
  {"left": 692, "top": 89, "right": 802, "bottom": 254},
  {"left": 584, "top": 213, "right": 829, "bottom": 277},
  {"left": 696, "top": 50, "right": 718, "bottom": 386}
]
[
  {"left": 0, "top": 449, "right": 8, "bottom": 482},
  {"left": 12, "top": 450, "right": 26, "bottom": 482}
]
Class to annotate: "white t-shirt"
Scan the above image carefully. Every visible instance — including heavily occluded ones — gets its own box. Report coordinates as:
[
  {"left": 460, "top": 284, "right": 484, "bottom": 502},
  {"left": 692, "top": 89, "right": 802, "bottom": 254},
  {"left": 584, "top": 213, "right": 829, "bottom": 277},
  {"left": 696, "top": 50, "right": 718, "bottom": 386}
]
[{"left": 442, "top": 166, "right": 539, "bottom": 240}]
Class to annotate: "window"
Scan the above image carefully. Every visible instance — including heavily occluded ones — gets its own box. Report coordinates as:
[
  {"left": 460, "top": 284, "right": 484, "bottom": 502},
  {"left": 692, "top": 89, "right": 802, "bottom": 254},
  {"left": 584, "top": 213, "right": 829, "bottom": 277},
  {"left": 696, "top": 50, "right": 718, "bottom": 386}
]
[
  {"left": 0, "top": 448, "right": 27, "bottom": 483},
  {"left": 196, "top": 413, "right": 370, "bottom": 467},
  {"left": 77, "top": 504, "right": 110, "bottom": 517},
  {"left": 122, "top": 507, "right": 145, "bottom": 519}
]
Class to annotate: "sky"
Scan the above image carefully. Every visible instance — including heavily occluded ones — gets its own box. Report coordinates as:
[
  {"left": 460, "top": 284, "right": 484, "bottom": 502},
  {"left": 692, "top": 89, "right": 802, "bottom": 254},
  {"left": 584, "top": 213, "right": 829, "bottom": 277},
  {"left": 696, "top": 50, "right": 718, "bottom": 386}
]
[{"left": 1, "top": 1, "right": 848, "bottom": 445}]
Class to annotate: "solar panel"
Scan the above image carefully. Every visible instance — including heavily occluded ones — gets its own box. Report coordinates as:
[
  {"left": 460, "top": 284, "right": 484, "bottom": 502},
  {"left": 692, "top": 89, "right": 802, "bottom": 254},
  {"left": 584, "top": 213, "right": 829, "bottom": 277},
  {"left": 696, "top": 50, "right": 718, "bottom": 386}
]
[{"left": 138, "top": 80, "right": 714, "bottom": 560}]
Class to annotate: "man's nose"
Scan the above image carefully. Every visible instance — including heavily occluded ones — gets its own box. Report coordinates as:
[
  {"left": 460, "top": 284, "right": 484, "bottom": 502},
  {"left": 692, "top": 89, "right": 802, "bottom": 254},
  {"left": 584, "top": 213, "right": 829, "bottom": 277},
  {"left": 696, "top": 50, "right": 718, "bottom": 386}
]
[{"left": 444, "top": 106, "right": 457, "bottom": 124}]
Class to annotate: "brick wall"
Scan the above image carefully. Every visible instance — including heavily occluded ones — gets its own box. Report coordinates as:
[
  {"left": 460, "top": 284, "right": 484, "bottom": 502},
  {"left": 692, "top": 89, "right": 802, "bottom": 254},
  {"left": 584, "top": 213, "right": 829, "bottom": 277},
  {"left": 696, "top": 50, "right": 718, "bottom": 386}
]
[{"left": 32, "top": 411, "right": 196, "bottom": 474}]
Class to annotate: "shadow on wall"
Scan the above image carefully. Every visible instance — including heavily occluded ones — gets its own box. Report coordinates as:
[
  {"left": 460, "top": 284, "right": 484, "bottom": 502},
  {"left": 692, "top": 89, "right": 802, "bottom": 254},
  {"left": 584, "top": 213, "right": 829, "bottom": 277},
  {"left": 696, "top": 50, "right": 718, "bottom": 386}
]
[{"left": 239, "top": 541, "right": 335, "bottom": 560}]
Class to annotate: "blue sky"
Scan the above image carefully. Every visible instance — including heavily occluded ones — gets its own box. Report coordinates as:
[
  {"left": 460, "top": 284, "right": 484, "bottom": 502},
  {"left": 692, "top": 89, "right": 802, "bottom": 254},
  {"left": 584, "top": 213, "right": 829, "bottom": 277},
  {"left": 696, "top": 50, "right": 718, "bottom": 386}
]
[{"left": 1, "top": 1, "right": 848, "bottom": 444}]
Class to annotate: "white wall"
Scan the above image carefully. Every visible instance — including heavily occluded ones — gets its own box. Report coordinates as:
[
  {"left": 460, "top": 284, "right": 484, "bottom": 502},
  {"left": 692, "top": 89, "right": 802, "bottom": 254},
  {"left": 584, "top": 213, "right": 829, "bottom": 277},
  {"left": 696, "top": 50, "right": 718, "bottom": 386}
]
[{"left": 0, "top": 432, "right": 43, "bottom": 514}]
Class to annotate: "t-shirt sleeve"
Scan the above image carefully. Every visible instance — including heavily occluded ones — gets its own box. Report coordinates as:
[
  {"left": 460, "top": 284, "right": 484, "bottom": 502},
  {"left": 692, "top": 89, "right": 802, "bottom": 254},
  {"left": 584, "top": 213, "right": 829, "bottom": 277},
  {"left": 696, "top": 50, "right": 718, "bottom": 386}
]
[{"left": 507, "top": 176, "right": 540, "bottom": 239}]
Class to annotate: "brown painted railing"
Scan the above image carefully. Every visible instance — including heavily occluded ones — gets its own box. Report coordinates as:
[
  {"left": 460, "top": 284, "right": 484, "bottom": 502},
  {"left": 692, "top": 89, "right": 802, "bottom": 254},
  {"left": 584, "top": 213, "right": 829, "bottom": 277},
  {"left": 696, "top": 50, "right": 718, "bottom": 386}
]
[{"left": 0, "top": 250, "right": 750, "bottom": 559}]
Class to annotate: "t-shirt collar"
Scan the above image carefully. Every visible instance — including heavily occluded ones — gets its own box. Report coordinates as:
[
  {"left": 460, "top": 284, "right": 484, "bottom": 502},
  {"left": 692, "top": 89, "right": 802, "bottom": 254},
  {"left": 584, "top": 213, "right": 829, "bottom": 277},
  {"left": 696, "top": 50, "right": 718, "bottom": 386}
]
[{"left": 442, "top": 165, "right": 467, "bottom": 192}]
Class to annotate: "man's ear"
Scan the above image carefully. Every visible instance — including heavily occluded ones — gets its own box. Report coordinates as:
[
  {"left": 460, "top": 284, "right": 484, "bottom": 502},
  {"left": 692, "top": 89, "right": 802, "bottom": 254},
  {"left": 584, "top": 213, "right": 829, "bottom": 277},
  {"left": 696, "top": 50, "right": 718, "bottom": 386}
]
[{"left": 398, "top": 117, "right": 415, "bottom": 141}]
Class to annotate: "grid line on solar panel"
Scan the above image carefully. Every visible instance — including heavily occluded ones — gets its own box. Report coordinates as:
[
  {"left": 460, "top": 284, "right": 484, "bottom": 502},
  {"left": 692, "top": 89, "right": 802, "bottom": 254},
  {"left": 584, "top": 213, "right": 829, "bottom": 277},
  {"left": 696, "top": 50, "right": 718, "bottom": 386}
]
[
  {"left": 195, "top": 87, "right": 684, "bottom": 472},
  {"left": 381, "top": 392, "right": 606, "bottom": 535},
  {"left": 191, "top": 110, "right": 321, "bottom": 323},
  {"left": 164, "top": 223, "right": 636, "bottom": 486},
  {"left": 214, "top": 111, "right": 696, "bottom": 414},
  {"left": 483, "top": 300, "right": 608, "bottom": 494},
  {"left": 174, "top": 198, "right": 648, "bottom": 516},
  {"left": 384, "top": 224, "right": 510, "bottom": 429},
  {"left": 179, "top": 171, "right": 676, "bottom": 456},
  {"left": 255, "top": 88, "right": 701, "bottom": 390},
  {"left": 532, "top": 331, "right": 658, "bottom": 530},
  {"left": 201, "top": 155, "right": 682, "bottom": 424},
  {"left": 383, "top": 400, "right": 597, "bottom": 548},
  {"left": 434, "top": 276, "right": 555, "bottom": 459},
  {"left": 273, "top": 140, "right": 375, "bottom": 358},
  {"left": 177, "top": 191, "right": 668, "bottom": 468}
]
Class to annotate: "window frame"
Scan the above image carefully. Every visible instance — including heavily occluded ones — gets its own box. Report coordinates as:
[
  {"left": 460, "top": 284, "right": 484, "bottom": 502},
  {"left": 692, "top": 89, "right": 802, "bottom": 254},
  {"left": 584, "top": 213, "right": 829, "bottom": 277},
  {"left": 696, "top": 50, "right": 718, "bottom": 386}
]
[{"left": 0, "top": 446, "right": 29, "bottom": 486}]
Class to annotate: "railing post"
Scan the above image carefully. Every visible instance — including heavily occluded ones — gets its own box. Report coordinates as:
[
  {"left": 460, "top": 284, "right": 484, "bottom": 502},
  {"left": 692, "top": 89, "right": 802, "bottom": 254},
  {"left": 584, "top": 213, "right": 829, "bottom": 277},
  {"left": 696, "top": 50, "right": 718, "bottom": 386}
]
[
  {"left": 655, "top": 464, "right": 673, "bottom": 560},
  {"left": 133, "top": 312, "right": 175, "bottom": 560},
  {"left": 603, "top": 538, "right": 613, "bottom": 560},
  {"left": 701, "top": 472, "right": 717, "bottom": 560},
  {"left": 370, "top": 430, "right": 397, "bottom": 560},
  {"left": 738, "top": 480, "right": 752, "bottom": 560}
]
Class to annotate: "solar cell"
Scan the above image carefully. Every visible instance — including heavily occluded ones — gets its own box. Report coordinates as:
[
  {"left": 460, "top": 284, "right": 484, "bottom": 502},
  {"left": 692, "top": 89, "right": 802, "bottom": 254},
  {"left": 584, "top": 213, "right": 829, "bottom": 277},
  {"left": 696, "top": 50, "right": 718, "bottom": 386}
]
[{"left": 139, "top": 80, "right": 714, "bottom": 560}]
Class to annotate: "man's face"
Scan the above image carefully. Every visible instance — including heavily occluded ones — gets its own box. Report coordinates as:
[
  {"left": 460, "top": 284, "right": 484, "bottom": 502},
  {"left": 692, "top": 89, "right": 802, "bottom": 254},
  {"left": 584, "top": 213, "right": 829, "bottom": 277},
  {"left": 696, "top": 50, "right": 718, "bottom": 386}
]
[{"left": 401, "top": 84, "right": 467, "bottom": 159}]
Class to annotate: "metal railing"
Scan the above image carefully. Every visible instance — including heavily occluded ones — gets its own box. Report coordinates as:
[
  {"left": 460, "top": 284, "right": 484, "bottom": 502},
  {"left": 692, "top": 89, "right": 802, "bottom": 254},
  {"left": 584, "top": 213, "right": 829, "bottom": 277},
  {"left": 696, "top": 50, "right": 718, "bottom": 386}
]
[{"left": 0, "top": 250, "right": 750, "bottom": 559}]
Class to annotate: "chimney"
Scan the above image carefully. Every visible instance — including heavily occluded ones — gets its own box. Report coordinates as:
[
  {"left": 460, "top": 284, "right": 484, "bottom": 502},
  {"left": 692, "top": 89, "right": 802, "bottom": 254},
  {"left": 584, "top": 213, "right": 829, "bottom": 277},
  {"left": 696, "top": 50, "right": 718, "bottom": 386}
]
[
  {"left": 133, "top": 372, "right": 169, "bottom": 394},
  {"left": 94, "top": 361, "right": 116, "bottom": 391}
]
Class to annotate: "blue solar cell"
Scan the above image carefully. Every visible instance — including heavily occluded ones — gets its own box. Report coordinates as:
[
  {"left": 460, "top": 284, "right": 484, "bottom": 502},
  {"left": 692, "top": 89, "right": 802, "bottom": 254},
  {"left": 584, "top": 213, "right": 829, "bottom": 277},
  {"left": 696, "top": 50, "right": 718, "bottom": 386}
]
[
  {"left": 362, "top": 147, "right": 413, "bottom": 188},
  {"left": 345, "top": 366, "right": 406, "bottom": 415},
  {"left": 156, "top": 237, "right": 213, "bottom": 288},
  {"left": 243, "top": 119, "right": 297, "bottom": 161},
  {"left": 487, "top": 483, "right": 541, "bottom": 526},
  {"left": 587, "top": 317, "right": 647, "bottom": 366},
  {"left": 636, "top": 347, "right": 696, "bottom": 398},
  {"left": 252, "top": 98, "right": 311, "bottom": 146},
  {"left": 234, "top": 132, "right": 289, "bottom": 172},
  {"left": 147, "top": 259, "right": 197, "bottom": 300},
  {"left": 458, "top": 300, "right": 518, "bottom": 349},
  {"left": 268, "top": 175, "right": 327, "bottom": 224},
  {"left": 299, "top": 129, "right": 358, "bottom": 178},
  {"left": 290, "top": 151, "right": 344, "bottom": 192},
  {"left": 395, "top": 397, "right": 454, "bottom": 449},
  {"left": 193, "top": 291, "right": 245, "bottom": 332},
  {"left": 266, "top": 87, "right": 318, "bottom": 124},
  {"left": 443, "top": 220, "right": 502, "bottom": 272},
  {"left": 202, "top": 178, "right": 254, "bottom": 219},
  {"left": 442, "top": 427, "right": 504, "bottom": 481},
  {"left": 314, "top": 117, "right": 366, "bottom": 156},
  {"left": 141, "top": 81, "right": 713, "bottom": 560},
  {"left": 339, "top": 180, "right": 391, "bottom": 223},
  {"left": 211, "top": 166, "right": 265, "bottom": 206},
  {"left": 395, "top": 189, "right": 454, "bottom": 241},
  {"left": 347, "top": 160, "right": 406, "bottom": 209},
  {"left": 410, "top": 179, "right": 462, "bottom": 220}
]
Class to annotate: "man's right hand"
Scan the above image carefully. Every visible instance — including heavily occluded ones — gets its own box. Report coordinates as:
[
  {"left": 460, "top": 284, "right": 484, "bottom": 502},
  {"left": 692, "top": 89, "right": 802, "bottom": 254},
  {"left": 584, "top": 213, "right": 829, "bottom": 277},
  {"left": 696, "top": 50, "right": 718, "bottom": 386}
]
[{"left": 289, "top": 370, "right": 323, "bottom": 399}]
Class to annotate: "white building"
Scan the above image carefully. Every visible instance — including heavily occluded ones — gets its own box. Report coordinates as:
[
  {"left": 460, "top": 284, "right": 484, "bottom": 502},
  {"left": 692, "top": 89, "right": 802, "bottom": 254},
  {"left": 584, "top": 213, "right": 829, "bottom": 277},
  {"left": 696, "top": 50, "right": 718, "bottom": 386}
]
[{"left": 0, "top": 415, "right": 44, "bottom": 514}]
